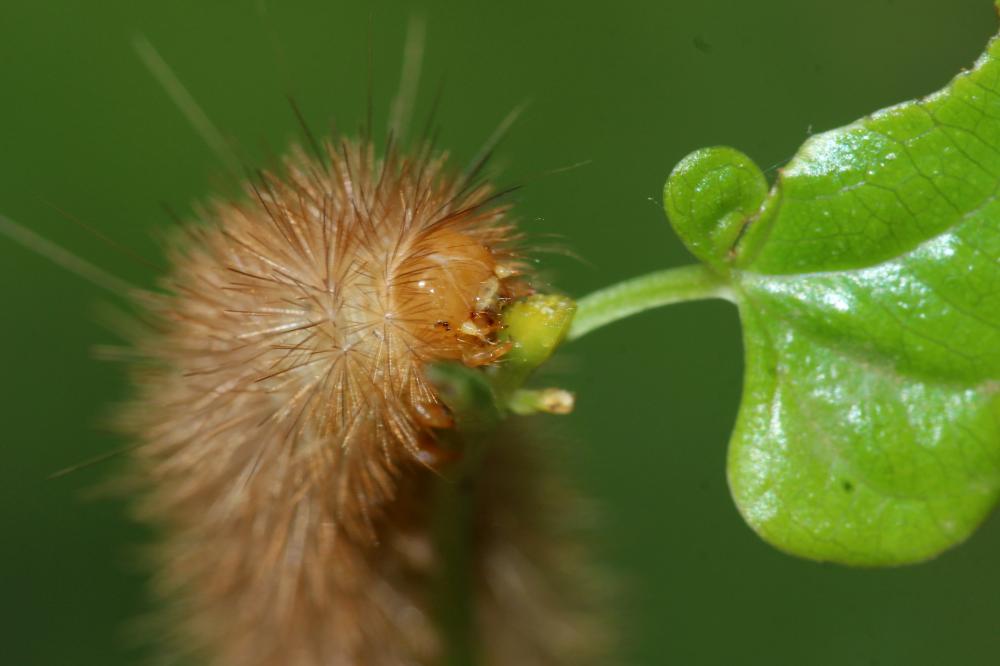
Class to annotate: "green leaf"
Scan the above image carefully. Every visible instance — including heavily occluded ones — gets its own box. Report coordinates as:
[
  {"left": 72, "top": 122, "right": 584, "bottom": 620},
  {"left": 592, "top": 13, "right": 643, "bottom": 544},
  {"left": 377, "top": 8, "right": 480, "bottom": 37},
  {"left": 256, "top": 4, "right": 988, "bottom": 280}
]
[
  {"left": 664, "top": 146, "right": 768, "bottom": 271},
  {"left": 665, "top": 18, "right": 1000, "bottom": 565}
]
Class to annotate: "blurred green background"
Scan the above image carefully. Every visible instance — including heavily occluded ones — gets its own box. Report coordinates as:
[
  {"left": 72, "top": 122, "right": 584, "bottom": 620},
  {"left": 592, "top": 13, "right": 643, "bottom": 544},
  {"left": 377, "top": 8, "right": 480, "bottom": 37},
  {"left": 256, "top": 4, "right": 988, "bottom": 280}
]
[{"left": 2, "top": 0, "right": 1000, "bottom": 663}]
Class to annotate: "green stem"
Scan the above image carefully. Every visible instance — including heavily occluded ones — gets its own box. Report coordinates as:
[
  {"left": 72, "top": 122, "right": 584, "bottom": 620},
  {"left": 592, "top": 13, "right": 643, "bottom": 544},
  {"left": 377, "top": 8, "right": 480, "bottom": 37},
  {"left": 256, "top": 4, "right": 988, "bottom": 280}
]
[
  {"left": 567, "top": 263, "right": 734, "bottom": 341},
  {"left": 424, "top": 364, "right": 496, "bottom": 666},
  {"left": 432, "top": 467, "right": 477, "bottom": 666}
]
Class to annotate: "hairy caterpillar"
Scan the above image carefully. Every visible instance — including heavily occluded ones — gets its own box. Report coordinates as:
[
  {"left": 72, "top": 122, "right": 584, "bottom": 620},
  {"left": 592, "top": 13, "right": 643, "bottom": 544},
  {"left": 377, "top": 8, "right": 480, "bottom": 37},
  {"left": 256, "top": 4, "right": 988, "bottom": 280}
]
[
  {"left": 122, "top": 137, "right": 610, "bottom": 665},
  {"left": 3, "top": 19, "right": 611, "bottom": 666}
]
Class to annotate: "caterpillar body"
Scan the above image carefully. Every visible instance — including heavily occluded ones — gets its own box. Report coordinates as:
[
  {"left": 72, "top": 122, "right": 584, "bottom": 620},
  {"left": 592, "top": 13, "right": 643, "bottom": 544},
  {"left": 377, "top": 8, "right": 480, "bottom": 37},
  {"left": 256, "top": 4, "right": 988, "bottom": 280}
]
[{"left": 114, "top": 137, "right": 608, "bottom": 664}]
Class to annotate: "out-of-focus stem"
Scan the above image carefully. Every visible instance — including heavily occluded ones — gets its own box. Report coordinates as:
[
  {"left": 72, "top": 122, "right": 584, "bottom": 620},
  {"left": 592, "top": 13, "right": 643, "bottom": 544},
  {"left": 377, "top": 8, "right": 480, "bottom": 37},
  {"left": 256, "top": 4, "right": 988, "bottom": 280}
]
[
  {"left": 432, "top": 464, "right": 478, "bottom": 666},
  {"left": 426, "top": 364, "right": 497, "bottom": 666}
]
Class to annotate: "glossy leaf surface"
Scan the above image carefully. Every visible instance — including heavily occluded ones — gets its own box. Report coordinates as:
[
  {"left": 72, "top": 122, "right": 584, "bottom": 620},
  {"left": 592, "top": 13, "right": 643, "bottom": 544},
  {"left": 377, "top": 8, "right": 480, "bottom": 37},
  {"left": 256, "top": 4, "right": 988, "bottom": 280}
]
[{"left": 665, "top": 22, "right": 1000, "bottom": 564}]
